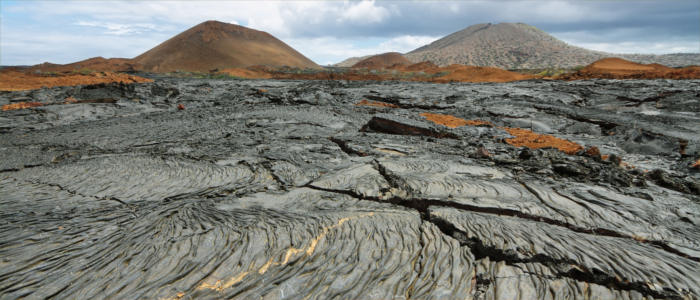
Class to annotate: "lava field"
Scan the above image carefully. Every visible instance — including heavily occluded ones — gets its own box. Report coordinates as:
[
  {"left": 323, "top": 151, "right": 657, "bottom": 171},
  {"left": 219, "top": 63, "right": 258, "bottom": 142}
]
[{"left": 1, "top": 78, "right": 699, "bottom": 299}]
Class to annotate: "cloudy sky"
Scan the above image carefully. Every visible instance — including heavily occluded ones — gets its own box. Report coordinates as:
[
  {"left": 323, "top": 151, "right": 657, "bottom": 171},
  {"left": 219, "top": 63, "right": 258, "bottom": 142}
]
[{"left": 1, "top": 0, "right": 698, "bottom": 66}]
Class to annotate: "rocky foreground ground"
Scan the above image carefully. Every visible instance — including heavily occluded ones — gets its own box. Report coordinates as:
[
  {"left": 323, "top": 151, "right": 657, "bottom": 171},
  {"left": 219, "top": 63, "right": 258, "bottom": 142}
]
[{"left": 1, "top": 78, "right": 699, "bottom": 299}]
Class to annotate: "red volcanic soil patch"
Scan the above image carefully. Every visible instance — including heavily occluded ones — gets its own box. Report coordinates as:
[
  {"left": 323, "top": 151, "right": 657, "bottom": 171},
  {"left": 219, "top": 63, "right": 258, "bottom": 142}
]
[
  {"left": 2, "top": 102, "right": 43, "bottom": 111},
  {"left": 466, "top": 119, "right": 495, "bottom": 126},
  {"left": 420, "top": 112, "right": 466, "bottom": 128},
  {"left": 420, "top": 112, "right": 494, "bottom": 128},
  {"left": 431, "top": 65, "right": 533, "bottom": 83},
  {"left": 352, "top": 52, "right": 412, "bottom": 69},
  {"left": 419, "top": 112, "right": 583, "bottom": 154},
  {"left": 502, "top": 127, "right": 583, "bottom": 155},
  {"left": 0, "top": 70, "right": 152, "bottom": 91},
  {"left": 355, "top": 99, "right": 399, "bottom": 108},
  {"left": 133, "top": 20, "right": 319, "bottom": 72},
  {"left": 387, "top": 62, "right": 531, "bottom": 83},
  {"left": 590, "top": 58, "right": 669, "bottom": 72},
  {"left": 559, "top": 57, "right": 700, "bottom": 80}
]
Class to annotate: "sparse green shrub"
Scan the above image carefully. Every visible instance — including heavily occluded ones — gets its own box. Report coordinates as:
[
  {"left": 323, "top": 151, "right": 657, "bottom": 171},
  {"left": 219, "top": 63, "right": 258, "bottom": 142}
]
[
  {"left": 72, "top": 68, "right": 94, "bottom": 75},
  {"left": 209, "top": 73, "right": 243, "bottom": 80}
]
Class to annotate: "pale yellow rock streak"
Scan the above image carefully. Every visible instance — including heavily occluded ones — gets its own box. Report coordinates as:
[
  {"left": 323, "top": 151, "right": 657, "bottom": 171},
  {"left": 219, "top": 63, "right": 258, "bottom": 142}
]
[{"left": 195, "top": 212, "right": 375, "bottom": 293}]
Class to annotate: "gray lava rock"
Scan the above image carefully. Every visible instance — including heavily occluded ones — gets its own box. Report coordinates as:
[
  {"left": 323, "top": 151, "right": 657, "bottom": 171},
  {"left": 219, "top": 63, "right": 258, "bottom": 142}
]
[{"left": 1, "top": 78, "right": 699, "bottom": 299}]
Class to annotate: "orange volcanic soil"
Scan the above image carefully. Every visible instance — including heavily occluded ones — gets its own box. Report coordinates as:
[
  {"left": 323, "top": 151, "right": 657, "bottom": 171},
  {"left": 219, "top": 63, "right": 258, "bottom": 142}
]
[
  {"left": 355, "top": 99, "right": 400, "bottom": 108},
  {"left": 431, "top": 64, "right": 532, "bottom": 83},
  {"left": 420, "top": 113, "right": 494, "bottom": 128},
  {"left": 559, "top": 57, "right": 700, "bottom": 80},
  {"left": 420, "top": 112, "right": 583, "bottom": 155},
  {"left": 0, "top": 70, "right": 152, "bottom": 91},
  {"left": 502, "top": 127, "right": 583, "bottom": 155},
  {"left": 2, "top": 102, "right": 43, "bottom": 111},
  {"left": 351, "top": 52, "right": 412, "bottom": 69}
]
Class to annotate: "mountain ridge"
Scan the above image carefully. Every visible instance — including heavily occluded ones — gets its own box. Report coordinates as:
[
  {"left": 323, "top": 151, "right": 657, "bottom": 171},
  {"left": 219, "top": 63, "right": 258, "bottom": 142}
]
[{"left": 336, "top": 23, "right": 699, "bottom": 69}]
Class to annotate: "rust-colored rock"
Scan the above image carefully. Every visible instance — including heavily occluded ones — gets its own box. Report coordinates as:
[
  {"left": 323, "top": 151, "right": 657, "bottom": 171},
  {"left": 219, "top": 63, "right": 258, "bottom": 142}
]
[
  {"left": 503, "top": 127, "right": 583, "bottom": 155},
  {"left": 420, "top": 113, "right": 494, "bottom": 127},
  {"left": 355, "top": 99, "right": 399, "bottom": 108},
  {"left": 2, "top": 102, "right": 43, "bottom": 111},
  {"left": 419, "top": 112, "right": 469, "bottom": 128},
  {"left": 177, "top": 104, "right": 185, "bottom": 110},
  {"left": 585, "top": 146, "right": 601, "bottom": 158},
  {"left": 418, "top": 112, "right": 583, "bottom": 155},
  {"left": 420, "top": 112, "right": 495, "bottom": 128},
  {"left": 466, "top": 120, "right": 495, "bottom": 127}
]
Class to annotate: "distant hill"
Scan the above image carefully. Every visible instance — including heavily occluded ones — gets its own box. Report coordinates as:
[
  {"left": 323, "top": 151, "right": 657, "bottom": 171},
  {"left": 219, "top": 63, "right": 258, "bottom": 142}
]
[
  {"left": 619, "top": 53, "right": 700, "bottom": 68},
  {"left": 559, "top": 57, "right": 700, "bottom": 80},
  {"left": 29, "top": 57, "right": 138, "bottom": 73},
  {"left": 335, "top": 55, "right": 373, "bottom": 67},
  {"left": 133, "top": 20, "right": 319, "bottom": 72},
  {"left": 351, "top": 52, "right": 412, "bottom": 69},
  {"left": 405, "top": 23, "right": 604, "bottom": 69},
  {"left": 338, "top": 23, "right": 698, "bottom": 69}
]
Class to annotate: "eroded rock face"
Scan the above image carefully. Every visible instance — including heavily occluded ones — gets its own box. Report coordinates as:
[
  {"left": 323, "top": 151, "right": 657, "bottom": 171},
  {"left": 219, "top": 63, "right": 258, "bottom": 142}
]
[{"left": 1, "top": 78, "right": 699, "bottom": 299}]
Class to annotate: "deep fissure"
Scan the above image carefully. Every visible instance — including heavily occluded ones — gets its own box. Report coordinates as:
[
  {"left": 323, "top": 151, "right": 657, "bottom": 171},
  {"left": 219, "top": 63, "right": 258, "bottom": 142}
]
[{"left": 304, "top": 182, "right": 685, "bottom": 299}]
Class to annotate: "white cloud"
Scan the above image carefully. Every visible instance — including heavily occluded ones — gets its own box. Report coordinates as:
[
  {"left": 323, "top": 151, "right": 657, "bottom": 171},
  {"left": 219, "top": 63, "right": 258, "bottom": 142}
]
[
  {"left": 379, "top": 35, "right": 440, "bottom": 53},
  {"left": 555, "top": 29, "right": 700, "bottom": 54},
  {"left": 17, "top": 1, "right": 392, "bottom": 38},
  {"left": 75, "top": 21, "right": 158, "bottom": 35},
  {"left": 498, "top": 1, "right": 619, "bottom": 23},
  {"left": 0, "top": 29, "right": 167, "bottom": 65},
  {"left": 340, "top": 0, "right": 390, "bottom": 23},
  {"left": 566, "top": 41, "right": 700, "bottom": 55}
]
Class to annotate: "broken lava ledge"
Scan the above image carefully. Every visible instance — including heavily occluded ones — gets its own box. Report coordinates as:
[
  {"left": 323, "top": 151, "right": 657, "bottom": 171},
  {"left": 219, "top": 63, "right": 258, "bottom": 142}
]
[{"left": 0, "top": 76, "right": 699, "bottom": 300}]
